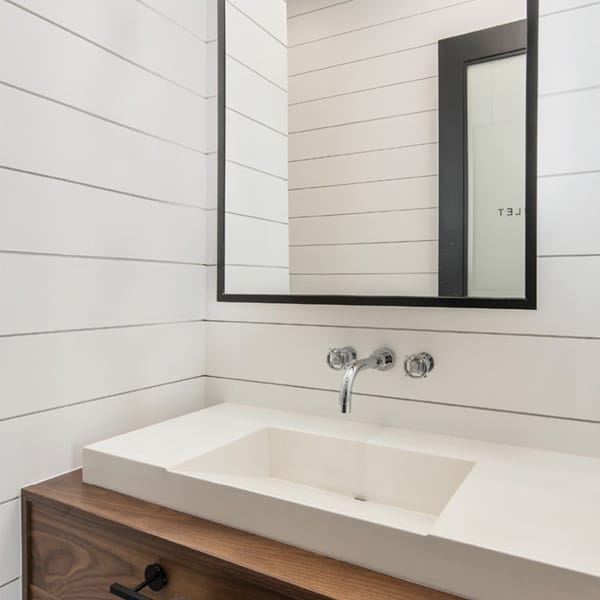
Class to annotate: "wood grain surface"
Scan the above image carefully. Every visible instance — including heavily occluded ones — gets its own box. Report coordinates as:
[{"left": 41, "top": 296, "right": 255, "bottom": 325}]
[{"left": 23, "top": 470, "right": 462, "bottom": 600}]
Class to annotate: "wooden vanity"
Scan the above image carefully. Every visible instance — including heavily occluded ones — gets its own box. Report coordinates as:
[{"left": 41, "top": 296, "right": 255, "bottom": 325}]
[{"left": 22, "top": 470, "right": 461, "bottom": 600}]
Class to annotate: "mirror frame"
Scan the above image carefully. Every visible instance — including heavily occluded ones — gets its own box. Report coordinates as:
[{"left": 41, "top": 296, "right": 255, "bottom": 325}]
[{"left": 217, "top": 0, "right": 538, "bottom": 308}]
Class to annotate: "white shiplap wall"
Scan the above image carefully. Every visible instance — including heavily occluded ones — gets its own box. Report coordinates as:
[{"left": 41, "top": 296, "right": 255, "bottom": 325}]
[
  {"left": 3, "top": 0, "right": 600, "bottom": 595},
  {"left": 224, "top": 0, "right": 290, "bottom": 294},
  {"left": 0, "top": 1, "right": 210, "bottom": 596},
  {"left": 207, "top": 0, "right": 600, "bottom": 463},
  {"left": 286, "top": 0, "right": 526, "bottom": 295}
]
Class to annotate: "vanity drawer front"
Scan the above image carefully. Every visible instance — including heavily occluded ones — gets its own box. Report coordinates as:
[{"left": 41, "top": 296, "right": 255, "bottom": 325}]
[{"left": 26, "top": 501, "right": 290, "bottom": 600}]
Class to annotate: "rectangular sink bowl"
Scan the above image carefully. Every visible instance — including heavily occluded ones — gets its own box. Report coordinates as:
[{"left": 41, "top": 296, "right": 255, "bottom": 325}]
[
  {"left": 170, "top": 427, "right": 474, "bottom": 531},
  {"left": 83, "top": 404, "right": 600, "bottom": 599}
]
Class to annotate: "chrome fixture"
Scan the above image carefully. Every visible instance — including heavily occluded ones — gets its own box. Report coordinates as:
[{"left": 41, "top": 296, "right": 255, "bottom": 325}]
[
  {"left": 403, "top": 352, "right": 435, "bottom": 379},
  {"left": 327, "top": 347, "right": 395, "bottom": 414}
]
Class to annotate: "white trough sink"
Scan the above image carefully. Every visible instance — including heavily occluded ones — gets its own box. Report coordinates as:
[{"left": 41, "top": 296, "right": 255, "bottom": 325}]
[
  {"left": 83, "top": 403, "right": 600, "bottom": 600},
  {"left": 171, "top": 427, "right": 474, "bottom": 528}
]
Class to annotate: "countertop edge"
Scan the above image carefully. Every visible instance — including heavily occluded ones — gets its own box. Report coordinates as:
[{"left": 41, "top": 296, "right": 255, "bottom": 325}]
[{"left": 22, "top": 469, "right": 462, "bottom": 600}]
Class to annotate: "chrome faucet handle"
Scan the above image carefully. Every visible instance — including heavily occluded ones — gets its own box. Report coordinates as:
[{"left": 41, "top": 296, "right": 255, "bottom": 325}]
[
  {"left": 403, "top": 352, "right": 434, "bottom": 378},
  {"left": 327, "top": 347, "right": 357, "bottom": 370},
  {"left": 372, "top": 348, "right": 395, "bottom": 370}
]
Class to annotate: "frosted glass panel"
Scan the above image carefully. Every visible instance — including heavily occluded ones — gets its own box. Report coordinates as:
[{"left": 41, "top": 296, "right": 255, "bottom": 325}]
[{"left": 467, "top": 54, "right": 527, "bottom": 298}]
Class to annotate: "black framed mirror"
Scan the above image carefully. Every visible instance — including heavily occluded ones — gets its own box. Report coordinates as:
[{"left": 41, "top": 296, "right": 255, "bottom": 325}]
[{"left": 217, "top": 0, "right": 538, "bottom": 308}]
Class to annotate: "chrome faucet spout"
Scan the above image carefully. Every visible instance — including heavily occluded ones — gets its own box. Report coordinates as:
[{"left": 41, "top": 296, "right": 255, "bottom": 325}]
[
  {"left": 327, "top": 347, "right": 395, "bottom": 414},
  {"left": 339, "top": 356, "right": 376, "bottom": 414}
]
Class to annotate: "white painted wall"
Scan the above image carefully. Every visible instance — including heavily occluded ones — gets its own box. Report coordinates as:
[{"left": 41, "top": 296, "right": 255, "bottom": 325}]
[
  {"left": 207, "top": 0, "right": 600, "bottom": 463},
  {"left": 224, "top": 0, "right": 290, "bottom": 294},
  {"left": 0, "top": 1, "right": 210, "bottom": 596},
  {"left": 287, "top": 0, "right": 526, "bottom": 295}
]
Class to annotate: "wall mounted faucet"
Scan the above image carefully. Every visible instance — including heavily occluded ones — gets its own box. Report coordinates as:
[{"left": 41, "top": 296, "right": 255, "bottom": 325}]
[
  {"left": 327, "top": 347, "right": 395, "bottom": 414},
  {"left": 403, "top": 353, "right": 435, "bottom": 379}
]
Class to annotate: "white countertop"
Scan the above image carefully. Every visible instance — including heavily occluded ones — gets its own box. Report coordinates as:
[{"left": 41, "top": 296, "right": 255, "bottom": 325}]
[{"left": 84, "top": 403, "right": 600, "bottom": 598}]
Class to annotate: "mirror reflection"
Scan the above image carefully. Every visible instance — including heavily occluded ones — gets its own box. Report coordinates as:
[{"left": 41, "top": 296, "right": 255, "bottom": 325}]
[{"left": 220, "top": 0, "right": 533, "bottom": 302}]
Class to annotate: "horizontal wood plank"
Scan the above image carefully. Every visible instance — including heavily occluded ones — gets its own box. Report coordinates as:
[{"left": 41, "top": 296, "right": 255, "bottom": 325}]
[
  {"left": 0, "top": 322, "right": 205, "bottom": 421},
  {"left": 205, "top": 320, "right": 600, "bottom": 421},
  {"left": 13, "top": 0, "right": 206, "bottom": 94},
  {"left": 289, "top": 78, "right": 437, "bottom": 132},
  {"left": 288, "top": 0, "right": 492, "bottom": 47},
  {"left": 290, "top": 273, "right": 437, "bottom": 295},
  {"left": 226, "top": 2, "right": 287, "bottom": 89},
  {"left": 0, "top": 256, "right": 205, "bottom": 335},
  {"left": 289, "top": 111, "right": 438, "bottom": 161},
  {"left": 0, "top": 1, "right": 206, "bottom": 150},
  {"left": 227, "top": 57, "right": 288, "bottom": 134},
  {"left": 0, "top": 85, "right": 207, "bottom": 207},
  {"left": 539, "top": 3, "right": 600, "bottom": 94},
  {"left": 289, "top": 177, "right": 438, "bottom": 217},
  {"left": 205, "top": 377, "right": 600, "bottom": 458},
  {"left": 290, "top": 241, "right": 438, "bottom": 274},
  {"left": 226, "top": 266, "right": 290, "bottom": 295},
  {"left": 289, "top": 210, "right": 438, "bottom": 245},
  {"left": 229, "top": 0, "right": 287, "bottom": 44},
  {"left": 226, "top": 214, "right": 288, "bottom": 267},
  {"left": 0, "top": 169, "right": 207, "bottom": 264},
  {"left": 140, "top": 0, "right": 208, "bottom": 39},
  {"left": 226, "top": 110, "right": 288, "bottom": 180},
  {"left": 288, "top": 0, "right": 525, "bottom": 75}
]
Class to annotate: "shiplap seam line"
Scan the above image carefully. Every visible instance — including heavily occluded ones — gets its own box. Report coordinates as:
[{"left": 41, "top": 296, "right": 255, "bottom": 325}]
[
  {"left": 226, "top": 54, "right": 288, "bottom": 92},
  {"left": 289, "top": 109, "right": 437, "bottom": 134},
  {"left": 2, "top": 0, "right": 208, "bottom": 98},
  {"left": 226, "top": 0, "right": 287, "bottom": 47},
  {"left": 0, "top": 375, "right": 206, "bottom": 424},
  {"left": 0, "top": 249, "right": 209, "bottom": 267},
  {"left": 205, "top": 376, "right": 600, "bottom": 424},
  {"left": 0, "top": 496, "right": 18, "bottom": 507},
  {"left": 288, "top": 76, "right": 439, "bottom": 105},
  {"left": 0, "top": 577, "right": 19, "bottom": 591},
  {"left": 288, "top": 142, "right": 438, "bottom": 162},
  {"left": 288, "top": 0, "right": 354, "bottom": 20},
  {"left": 205, "top": 319, "right": 600, "bottom": 342},
  {"left": 290, "top": 207, "right": 438, "bottom": 218},
  {"left": 227, "top": 211, "right": 288, "bottom": 225},
  {"left": 132, "top": 0, "right": 209, "bottom": 42},
  {"left": 290, "top": 41, "right": 437, "bottom": 77},
  {"left": 0, "top": 165, "right": 209, "bottom": 211},
  {"left": 539, "top": 169, "right": 600, "bottom": 179},
  {"left": 289, "top": 239, "right": 438, "bottom": 248},
  {"left": 289, "top": 272, "right": 438, "bottom": 276},
  {"left": 0, "top": 319, "right": 206, "bottom": 340},
  {"left": 227, "top": 107, "right": 288, "bottom": 137},
  {"left": 540, "top": 83, "right": 600, "bottom": 98},
  {"left": 289, "top": 174, "right": 437, "bottom": 191},
  {"left": 541, "top": 0, "right": 600, "bottom": 17},
  {"left": 227, "top": 159, "right": 288, "bottom": 182},
  {"left": 0, "top": 80, "right": 207, "bottom": 154},
  {"left": 539, "top": 253, "right": 600, "bottom": 259},
  {"left": 288, "top": 0, "right": 477, "bottom": 48},
  {"left": 250, "top": 0, "right": 594, "bottom": 80}
]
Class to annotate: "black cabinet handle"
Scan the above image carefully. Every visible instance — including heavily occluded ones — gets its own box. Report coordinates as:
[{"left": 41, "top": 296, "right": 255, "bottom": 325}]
[{"left": 110, "top": 564, "right": 168, "bottom": 600}]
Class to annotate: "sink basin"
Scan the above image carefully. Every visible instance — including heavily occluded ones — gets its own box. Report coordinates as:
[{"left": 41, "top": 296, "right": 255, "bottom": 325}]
[
  {"left": 170, "top": 427, "right": 474, "bottom": 524},
  {"left": 82, "top": 404, "right": 600, "bottom": 600}
]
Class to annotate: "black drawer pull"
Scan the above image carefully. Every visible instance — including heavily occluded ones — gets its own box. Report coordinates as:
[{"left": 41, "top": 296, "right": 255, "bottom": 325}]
[{"left": 110, "top": 564, "right": 168, "bottom": 600}]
